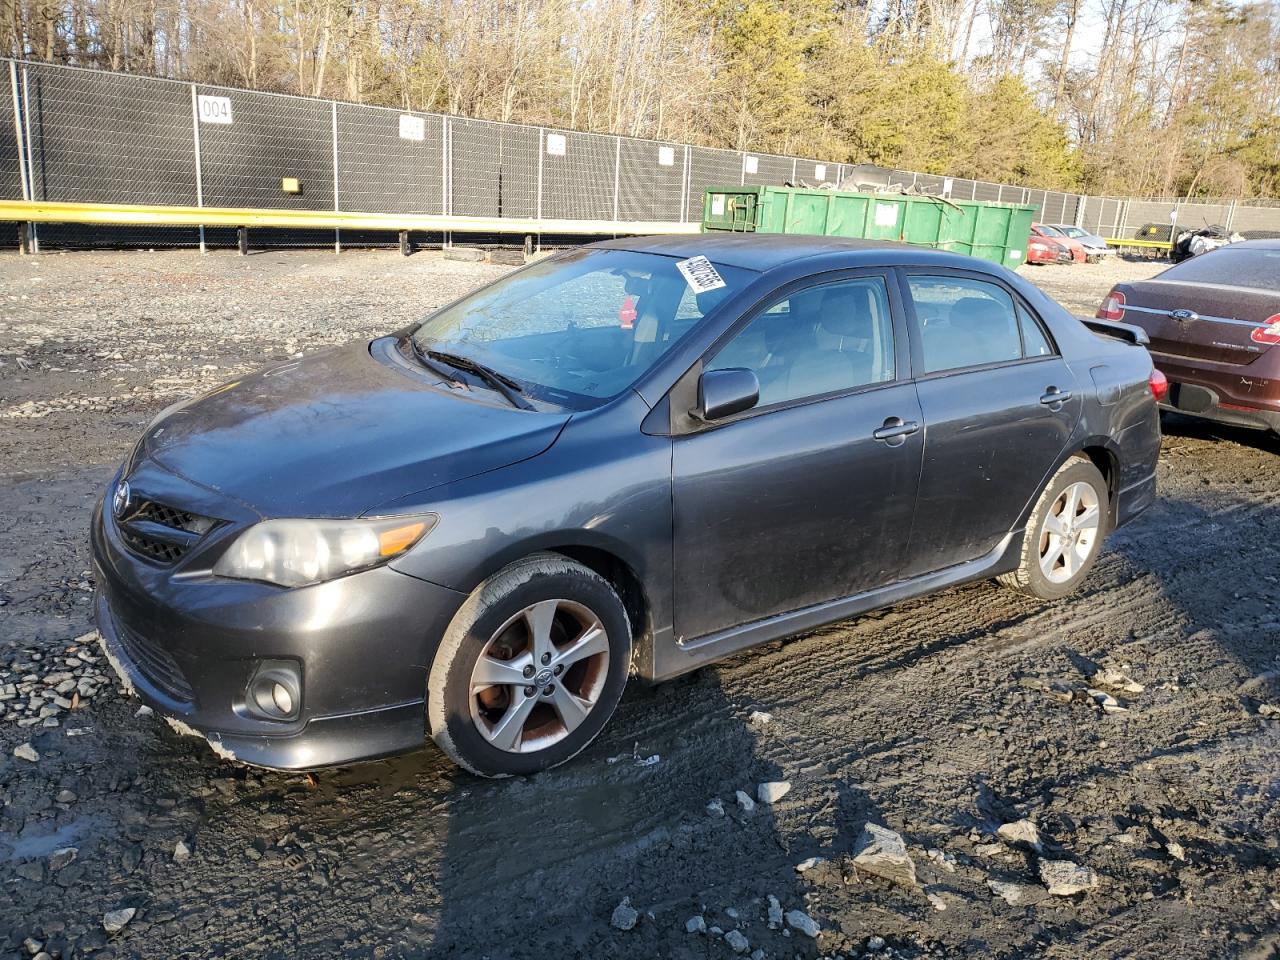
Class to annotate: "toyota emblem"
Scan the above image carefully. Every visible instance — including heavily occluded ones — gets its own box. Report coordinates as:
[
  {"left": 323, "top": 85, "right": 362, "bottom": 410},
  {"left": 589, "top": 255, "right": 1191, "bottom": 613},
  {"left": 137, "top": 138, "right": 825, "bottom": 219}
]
[{"left": 112, "top": 480, "right": 131, "bottom": 519}]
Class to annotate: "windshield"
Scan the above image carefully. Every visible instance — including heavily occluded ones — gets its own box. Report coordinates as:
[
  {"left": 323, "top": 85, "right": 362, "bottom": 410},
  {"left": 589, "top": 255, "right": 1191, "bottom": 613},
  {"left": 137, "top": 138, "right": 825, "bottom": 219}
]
[
  {"left": 412, "top": 248, "right": 752, "bottom": 407},
  {"left": 1037, "top": 225, "right": 1066, "bottom": 237},
  {"left": 1058, "top": 226, "right": 1087, "bottom": 238},
  {"left": 1161, "top": 247, "right": 1280, "bottom": 292}
]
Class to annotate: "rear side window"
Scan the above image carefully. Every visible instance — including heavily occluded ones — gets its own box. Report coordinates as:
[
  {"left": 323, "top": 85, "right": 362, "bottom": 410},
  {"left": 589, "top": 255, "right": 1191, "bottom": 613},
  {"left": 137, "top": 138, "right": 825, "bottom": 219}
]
[
  {"left": 1018, "top": 304, "right": 1054, "bottom": 357},
  {"left": 1160, "top": 247, "right": 1280, "bottom": 292},
  {"left": 907, "top": 276, "right": 1025, "bottom": 373}
]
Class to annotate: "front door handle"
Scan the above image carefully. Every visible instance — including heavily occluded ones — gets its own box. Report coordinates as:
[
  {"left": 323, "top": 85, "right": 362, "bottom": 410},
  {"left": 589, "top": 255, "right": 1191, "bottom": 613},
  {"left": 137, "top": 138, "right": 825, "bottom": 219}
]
[
  {"left": 1040, "top": 387, "right": 1072, "bottom": 407},
  {"left": 873, "top": 416, "right": 921, "bottom": 446}
]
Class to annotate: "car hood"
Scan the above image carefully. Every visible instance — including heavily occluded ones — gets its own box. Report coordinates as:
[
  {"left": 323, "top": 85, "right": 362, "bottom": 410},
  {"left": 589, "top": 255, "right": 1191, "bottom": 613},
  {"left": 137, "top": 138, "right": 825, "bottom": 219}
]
[{"left": 140, "top": 340, "right": 569, "bottom": 518}]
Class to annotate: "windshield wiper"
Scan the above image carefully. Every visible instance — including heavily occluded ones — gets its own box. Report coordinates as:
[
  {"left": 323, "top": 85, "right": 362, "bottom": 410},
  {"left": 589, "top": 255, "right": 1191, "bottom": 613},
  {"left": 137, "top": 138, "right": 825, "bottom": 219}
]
[
  {"left": 406, "top": 337, "right": 466, "bottom": 387},
  {"left": 427, "top": 350, "right": 535, "bottom": 411}
]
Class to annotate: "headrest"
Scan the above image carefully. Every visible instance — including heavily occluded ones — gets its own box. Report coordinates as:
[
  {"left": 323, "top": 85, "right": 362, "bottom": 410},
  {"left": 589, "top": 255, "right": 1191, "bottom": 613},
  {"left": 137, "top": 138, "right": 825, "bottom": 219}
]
[
  {"left": 950, "top": 296, "right": 1009, "bottom": 337},
  {"left": 819, "top": 285, "right": 875, "bottom": 337}
]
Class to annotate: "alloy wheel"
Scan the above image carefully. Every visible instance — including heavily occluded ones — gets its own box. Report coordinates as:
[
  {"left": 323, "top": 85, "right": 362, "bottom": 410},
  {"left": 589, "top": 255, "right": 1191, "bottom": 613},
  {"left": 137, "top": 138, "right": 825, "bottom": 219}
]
[
  {"left": 468, "top": 599, "right": 610, "bottom": 753},
  {"left": 1038, "top": 480, "right": 1101, "bottom": 584}
]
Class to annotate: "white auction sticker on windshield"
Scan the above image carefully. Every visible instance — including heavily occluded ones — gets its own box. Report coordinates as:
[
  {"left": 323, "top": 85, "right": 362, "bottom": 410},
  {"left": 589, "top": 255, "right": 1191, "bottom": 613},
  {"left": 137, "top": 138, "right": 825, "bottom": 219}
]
[{"left": 676, "top": 255, "right": 726, "bottom": 294}]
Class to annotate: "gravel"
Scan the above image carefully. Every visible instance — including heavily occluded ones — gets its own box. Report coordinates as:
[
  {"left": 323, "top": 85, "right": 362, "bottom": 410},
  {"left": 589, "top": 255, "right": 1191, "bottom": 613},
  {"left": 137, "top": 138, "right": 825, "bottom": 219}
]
[{"left": 1, "top": 249, "right": 1278, "bottom": 958}]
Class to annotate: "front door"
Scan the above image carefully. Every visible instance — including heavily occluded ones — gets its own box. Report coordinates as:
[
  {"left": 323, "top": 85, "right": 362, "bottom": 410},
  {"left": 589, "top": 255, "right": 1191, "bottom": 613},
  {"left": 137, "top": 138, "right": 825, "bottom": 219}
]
[
  {"left": 671, "top": 273, "right": 923, "bottom": 641},
  {"left": 899, "top": 270, "right": 1081, "bottom": 578}
]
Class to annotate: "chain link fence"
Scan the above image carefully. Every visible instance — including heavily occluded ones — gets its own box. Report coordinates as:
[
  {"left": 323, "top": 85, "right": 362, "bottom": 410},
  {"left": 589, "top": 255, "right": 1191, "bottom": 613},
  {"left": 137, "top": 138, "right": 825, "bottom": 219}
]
[{"left": 2, "top": 58, "right": 1278, "bottom": 251}]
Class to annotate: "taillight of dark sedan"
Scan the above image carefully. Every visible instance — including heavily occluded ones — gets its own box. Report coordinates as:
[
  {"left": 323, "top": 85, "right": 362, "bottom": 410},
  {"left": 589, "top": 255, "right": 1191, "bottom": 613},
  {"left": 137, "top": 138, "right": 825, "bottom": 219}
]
[{"left": 94, "top": 235, "right": 1161, "bottom": 777}]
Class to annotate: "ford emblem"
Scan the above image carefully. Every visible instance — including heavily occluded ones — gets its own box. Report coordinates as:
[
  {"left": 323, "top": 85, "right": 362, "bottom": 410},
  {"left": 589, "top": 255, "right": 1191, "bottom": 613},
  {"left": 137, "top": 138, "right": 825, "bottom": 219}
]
[
  {"left": 112, "top": 480, "right": 131, "bottom": 519},
  {"left": 1170, "top": 308, "right": 1198, "bottom": 322}
]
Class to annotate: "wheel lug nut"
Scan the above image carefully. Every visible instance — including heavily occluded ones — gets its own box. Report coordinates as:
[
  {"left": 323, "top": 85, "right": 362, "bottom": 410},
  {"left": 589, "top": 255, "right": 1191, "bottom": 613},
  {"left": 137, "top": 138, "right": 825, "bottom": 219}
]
[
  {"left": 522, "top": 665, "right": 535, "bottom": 679},
  {"left": 523, "top": 686, "right": 536, "bottom": 697},
  {"left": 553, "top": 664, "right": 563, "bottom": 676},
  {"left": 544, "top": 684, "right": 555, "bottom": 696},
  {"left": 541, "top": 653, "right": 552, "bottom": 665}
]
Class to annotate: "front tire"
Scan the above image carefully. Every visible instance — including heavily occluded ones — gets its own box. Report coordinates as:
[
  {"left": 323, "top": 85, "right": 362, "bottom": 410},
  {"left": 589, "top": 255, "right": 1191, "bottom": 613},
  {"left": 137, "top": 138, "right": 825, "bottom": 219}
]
[
  {"left": 428, "top": 553, "right": 632, "bottom": 777},
  {"left": 999, "top": 457, "right": 1108, "bottom": 600}
]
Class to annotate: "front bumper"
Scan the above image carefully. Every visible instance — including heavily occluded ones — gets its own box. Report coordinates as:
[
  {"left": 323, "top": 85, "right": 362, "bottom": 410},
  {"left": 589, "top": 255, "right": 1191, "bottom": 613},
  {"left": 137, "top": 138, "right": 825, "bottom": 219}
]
[{"left": 92, "top": 463, "right": 468, "bottom": 770}]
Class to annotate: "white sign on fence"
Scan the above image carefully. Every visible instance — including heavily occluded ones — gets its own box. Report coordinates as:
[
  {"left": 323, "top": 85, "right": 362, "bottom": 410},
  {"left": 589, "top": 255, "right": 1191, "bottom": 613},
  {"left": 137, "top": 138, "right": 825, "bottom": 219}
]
[
  {"left": 546, "top": 133, "right": 566, "bottom": 156},
  {"left": 814, "top": 164, "right": 826, "bottom": 181},
  {"left": 197, "top": 95, "right": 233, "bottom": 125},
  {"left": 658, "top": 146, "right": 675, "bottom": 167},
  {"left": 743, "top": 155, "right": 759, "bottom": 174},
  {"left": 398, "top": 115, "right": 425, "bottom": 141}
]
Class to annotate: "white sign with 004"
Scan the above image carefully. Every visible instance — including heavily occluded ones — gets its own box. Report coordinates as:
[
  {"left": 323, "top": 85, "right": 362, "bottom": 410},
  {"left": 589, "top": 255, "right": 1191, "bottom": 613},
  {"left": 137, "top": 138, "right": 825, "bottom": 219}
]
[
  {"left": 197, "top": 95, "right": 233, "bottom": 124},
  {"left": 399, "top": 115, "right": 425, "bottom": 141}
]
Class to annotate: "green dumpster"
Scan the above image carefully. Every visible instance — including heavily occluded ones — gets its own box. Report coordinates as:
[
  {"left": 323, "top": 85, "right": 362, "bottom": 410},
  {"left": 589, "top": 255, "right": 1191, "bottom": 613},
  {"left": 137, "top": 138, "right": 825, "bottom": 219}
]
[{"left": 702, "top": 185, "right": 1036, "bottom": 266}]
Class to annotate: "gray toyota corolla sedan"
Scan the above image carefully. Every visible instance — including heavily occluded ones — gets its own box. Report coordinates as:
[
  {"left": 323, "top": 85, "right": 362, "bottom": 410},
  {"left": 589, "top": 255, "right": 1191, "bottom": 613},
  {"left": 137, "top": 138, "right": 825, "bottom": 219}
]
[{"left": 93, "top": 235, "right": 1162, "bottom": 777}]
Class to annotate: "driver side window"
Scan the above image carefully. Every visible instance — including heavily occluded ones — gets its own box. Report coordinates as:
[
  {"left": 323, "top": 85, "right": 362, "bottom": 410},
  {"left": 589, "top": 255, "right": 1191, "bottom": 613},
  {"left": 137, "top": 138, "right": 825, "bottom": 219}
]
[{"left": 706, "top": 277, "right": 895, "bottom": 408}]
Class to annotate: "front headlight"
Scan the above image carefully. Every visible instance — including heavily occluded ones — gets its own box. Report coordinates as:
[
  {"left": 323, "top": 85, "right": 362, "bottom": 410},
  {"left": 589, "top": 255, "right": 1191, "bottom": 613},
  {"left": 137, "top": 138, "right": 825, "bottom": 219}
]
[{"left": 212, "top": 515, "right": 437, "bottom": 587}]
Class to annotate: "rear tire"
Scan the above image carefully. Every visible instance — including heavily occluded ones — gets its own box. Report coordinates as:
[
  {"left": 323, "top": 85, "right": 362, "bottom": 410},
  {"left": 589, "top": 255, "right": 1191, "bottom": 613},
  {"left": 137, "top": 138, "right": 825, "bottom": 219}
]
[
  {"left": 999, "top": 457, "right": 1108, "bottom": 601},
  {"left": 428, "top": 553, "right": 631, "bottom": 777}
]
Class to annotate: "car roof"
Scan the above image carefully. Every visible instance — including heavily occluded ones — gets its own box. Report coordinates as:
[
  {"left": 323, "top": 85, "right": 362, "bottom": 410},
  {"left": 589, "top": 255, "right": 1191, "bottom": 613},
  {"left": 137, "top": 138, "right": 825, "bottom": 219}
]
[
  {"left": 1234, "top": 238, "right": 1280, "bottom": 250},
  {"left": 592, "top": 233, "right": 1001, "bottom": 273}
]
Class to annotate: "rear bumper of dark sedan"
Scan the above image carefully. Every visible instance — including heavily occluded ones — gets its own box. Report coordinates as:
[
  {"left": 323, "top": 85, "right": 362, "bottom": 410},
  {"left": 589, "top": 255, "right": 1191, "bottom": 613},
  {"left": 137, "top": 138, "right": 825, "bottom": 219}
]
[{"left": 92, "top": 493, "right": 468, "bottom": 770}]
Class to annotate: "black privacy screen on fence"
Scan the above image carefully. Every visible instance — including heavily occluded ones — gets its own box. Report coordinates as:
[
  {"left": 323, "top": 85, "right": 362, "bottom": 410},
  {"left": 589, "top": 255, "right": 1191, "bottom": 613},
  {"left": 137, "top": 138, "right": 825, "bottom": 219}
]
[{"left": 1, "top": 58, "right": 1277, "bottom": 249}]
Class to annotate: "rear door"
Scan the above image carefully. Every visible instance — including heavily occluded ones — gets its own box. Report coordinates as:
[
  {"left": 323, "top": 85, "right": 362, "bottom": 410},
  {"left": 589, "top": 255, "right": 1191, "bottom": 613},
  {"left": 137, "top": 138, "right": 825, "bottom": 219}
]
[{"left": 899, "top": 269, "right": 1081, "bottom": 578}]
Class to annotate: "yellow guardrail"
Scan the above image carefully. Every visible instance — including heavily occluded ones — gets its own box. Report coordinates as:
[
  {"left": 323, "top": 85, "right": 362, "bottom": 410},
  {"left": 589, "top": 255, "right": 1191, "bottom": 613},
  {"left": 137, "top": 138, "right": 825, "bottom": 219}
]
[
  {"left": 1104, "top": 236, "right": 1172, "bottom": 250},
  {"left": 0, "top": 199, "right": 700, "bottom": 237}
]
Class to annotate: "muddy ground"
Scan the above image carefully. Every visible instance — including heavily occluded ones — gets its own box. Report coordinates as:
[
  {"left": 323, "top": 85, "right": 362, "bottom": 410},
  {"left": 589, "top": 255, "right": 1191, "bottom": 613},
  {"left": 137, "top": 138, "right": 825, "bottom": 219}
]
[{"left": 0, "top": 249, "right": 1277, "bottom": 960}]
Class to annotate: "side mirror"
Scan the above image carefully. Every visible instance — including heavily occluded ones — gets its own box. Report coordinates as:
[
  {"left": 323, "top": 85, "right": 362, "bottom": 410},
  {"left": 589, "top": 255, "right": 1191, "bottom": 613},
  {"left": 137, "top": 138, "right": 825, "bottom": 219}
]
[{"left": 696, "top": 368, "right": 759, "bottom": 421}]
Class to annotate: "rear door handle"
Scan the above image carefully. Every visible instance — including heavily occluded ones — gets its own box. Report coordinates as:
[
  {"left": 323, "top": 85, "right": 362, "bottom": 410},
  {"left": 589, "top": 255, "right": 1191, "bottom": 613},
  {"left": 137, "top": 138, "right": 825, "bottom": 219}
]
[
  {"left": 873, "top": 417, "right": 921, "bottom": 445},
  {"left": 1040, "top": 387, "right": 1072, "bottom": 406}
]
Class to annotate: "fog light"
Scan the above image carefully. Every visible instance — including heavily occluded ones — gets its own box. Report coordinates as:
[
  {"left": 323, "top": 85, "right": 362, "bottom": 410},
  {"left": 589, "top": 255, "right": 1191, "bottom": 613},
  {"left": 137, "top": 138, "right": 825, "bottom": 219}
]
[{"left": 244, "top": 660, "right": 301, "bottom": 722}]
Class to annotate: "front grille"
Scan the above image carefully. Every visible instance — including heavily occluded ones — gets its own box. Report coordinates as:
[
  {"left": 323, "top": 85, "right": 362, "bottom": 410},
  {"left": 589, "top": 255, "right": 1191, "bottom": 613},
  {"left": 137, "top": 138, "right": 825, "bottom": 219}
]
[
  {"left": 120, "top": 529, "right": 189, "bottom": 563},
  {"left": 112, "top": 613, "right": 195, "bottom": 703},
  {"left": 116, "top": 498, "right": 218, "bottom": 565},
  {"left": 132, "top": 500, "right": 218, "bottom": 536}
]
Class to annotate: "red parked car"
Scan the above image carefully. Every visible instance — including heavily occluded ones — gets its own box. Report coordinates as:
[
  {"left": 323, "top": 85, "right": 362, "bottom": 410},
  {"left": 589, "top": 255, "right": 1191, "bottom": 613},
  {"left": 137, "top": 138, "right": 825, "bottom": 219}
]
[
  {"left": 1032, "top": 224, "right": 1087, "bottom": 263},
  {"left": 1026, "top": 232, "right": 1073, "bottom": 265}
]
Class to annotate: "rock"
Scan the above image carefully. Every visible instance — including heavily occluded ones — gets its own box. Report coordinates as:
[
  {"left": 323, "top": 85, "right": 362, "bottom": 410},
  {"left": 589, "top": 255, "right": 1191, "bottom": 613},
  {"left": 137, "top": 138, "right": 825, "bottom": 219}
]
[
  {"left": 735, "top": 789, "right": 756, "bottom": 812},
  {"left": 988, "top": 879, "right": 1039, "bottom": 905},
  {"left": 1087, "top": 688, "right": 1128, "bottom": 713},
  {"left": 1040, "top": 859, "right": 1099, "bottom": 896},
  {"left": 751, "top": 950, "right": 765, "bottom": 960},
  {"left": 49, "top": 846, "right": 78, "bottom": 871},
  {"left": 1090, "top": 665, "right": 1144, "bottom": 693},
  {"left": 707, "top": 798, "right": 725, "bottom": 817},
  {"left": 1166, "top": 841, "right": 1186, "bottom": 862},
  {"left": 926, "top": 890, "right": 948, "bottom": 911},
  {"left": 926, "top": 848, "right": 957, "bottom": 872},
  {"left": 748, "top": 710, "right": 773, "bottom": 727},
  {"left": 851, "top": 823, "right": 917, "bottom": 888},
  {"left": 767, "top": 894, "right": 783, "bottom": 928},
  {"left": 685, "top": 915, "right": 706, "bottom": 934},
  {"left": 725, "top": 907, "right": 738, "bottom": 919},
  {"left": 610, "top": 897, "right": 638, "bottom": 931},
  {"left": 103, "top": 907, "right": 136, "bottom": 934},
  {"left": 13, "top": 742, "right": 38, "bottom": 762},
  {"left": 997, "top": 819, "right": 1043, "bottom": 851},
  {"left": 725, "top": 929, "right": 750, "bottom": 953},
  {"left": 868, "top": 935, "right": 886, "bottom": 951},
  {"left": 795, "top": 856, "right": 826, "bottom": 873},
  {"left": 784, "top": 909, "right": 820, "bottom": 938},
  {"left": 135, "top": 705, "right": 154, "bottom": 718},
  {"left": 174, "top": 839, "right": 192, "bottom": 862},
  {"left": 22, "top": 937, "right": 42, "bottom": 956},
  {"left": 757, "top": 781, "right": 791, "bottom": 804}
]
